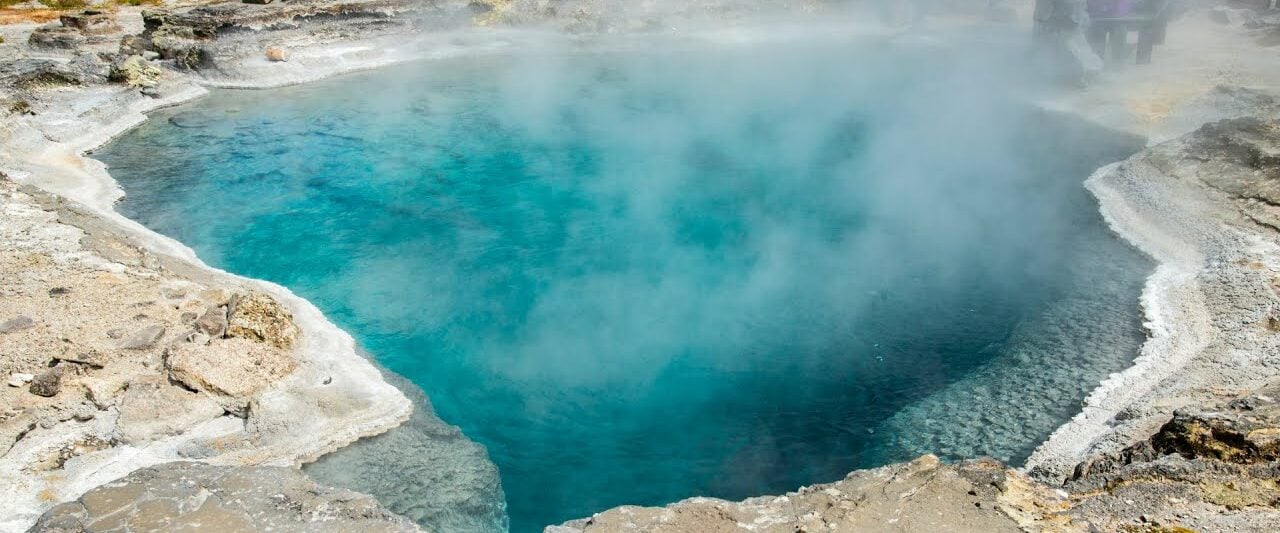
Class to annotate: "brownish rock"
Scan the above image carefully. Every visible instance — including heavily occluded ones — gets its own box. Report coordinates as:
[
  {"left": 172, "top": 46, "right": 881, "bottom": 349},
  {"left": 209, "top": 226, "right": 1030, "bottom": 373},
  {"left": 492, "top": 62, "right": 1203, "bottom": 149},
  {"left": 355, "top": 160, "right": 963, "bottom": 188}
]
[
  {"left": 165, "top": 337, "right": 296, "bottom": 412},
  {"left": 193, "top": 304, "right": 228, "bottom": 337},
  {"left": 265, "top": 47, "right": 288, "bottom": 62},
  {"left": 28, "top": 367, "right": 63, "bottom": 398},
  {"left": 227, "top": 291, "right": 299, "bottom": 350}
]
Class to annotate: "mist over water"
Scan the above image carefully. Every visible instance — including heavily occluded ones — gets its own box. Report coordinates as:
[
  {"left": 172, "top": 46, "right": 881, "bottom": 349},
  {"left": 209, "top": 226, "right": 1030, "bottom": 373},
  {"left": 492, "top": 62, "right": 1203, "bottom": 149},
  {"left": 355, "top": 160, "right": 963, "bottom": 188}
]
[{"left": 98, "top": 27, "right": 1151, "bottom": 532}]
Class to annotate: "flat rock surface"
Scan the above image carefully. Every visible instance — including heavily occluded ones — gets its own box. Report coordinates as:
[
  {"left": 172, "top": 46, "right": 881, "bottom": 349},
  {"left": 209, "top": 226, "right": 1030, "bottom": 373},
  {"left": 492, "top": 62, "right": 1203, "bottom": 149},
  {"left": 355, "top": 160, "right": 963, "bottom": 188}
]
[
  {"left": 28, "top": 461, "right": 421, "bottom": 533},
  {"left": 550, "top": 456, "right": 1055, "bottom": 533}
]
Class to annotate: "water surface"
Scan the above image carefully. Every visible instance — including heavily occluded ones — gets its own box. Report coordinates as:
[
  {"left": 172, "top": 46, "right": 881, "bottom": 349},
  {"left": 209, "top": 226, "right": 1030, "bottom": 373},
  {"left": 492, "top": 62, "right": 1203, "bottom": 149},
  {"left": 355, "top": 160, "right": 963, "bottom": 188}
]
[{"left": 98, "top": 32, "right": 1151, "bottom": 532}]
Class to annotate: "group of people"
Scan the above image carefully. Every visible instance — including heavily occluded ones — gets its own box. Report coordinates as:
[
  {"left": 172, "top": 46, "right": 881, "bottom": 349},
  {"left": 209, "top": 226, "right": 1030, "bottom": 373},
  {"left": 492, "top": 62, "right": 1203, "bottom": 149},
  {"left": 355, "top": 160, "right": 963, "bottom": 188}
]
[
  {"left": 1087, "top": 0, "right": 1143, "bottom": 17},
  {"left": 866, "top": 0, "right": 1014, "bottom": 27}
]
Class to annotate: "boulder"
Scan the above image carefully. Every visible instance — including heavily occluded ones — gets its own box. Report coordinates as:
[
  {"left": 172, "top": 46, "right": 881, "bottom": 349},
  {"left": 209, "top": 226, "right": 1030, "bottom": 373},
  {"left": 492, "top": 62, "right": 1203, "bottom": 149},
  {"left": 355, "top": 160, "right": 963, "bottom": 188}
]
[
  {"left": 28, "top": 367, "right": 63, "bottom": 398},
  {"left": 29, "top": 462, "right": 421, "bottom": 532},
  {"left": 108, "top": 55, "right": 163, "bottom": 89},
  {"left": 27, "top": 26, "right": 86, "bottom": 50},
  {"left": 228, "top": 291, "right": 299, "bottom": 350}
]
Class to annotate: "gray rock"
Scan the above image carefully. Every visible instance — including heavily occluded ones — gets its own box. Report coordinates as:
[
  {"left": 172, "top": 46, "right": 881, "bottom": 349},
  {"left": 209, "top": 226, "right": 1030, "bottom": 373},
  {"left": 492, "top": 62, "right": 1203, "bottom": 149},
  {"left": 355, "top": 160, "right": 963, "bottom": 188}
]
[
  {"left": 27, "top": 26, "right": 86, "bottom": 50},
  {"left": 0, "top": 315, "right": 36, "bottom": 334},
  {"left": 108, "top": 55, "right": 162, "bottom": 88},
  {"left": 59, "top": 11, "right": 122, "bottom": 36},
  {"left": 29, "top": 462, "right": 421, "bottom": 532},
  {"left": 194, "top": 304, "right": 228, "bottom": 338},
  {"left": 28, "top": 367, "right": 63, "bottom": 397},
  {"left": 189, "top": 331, "right": 211, "bottom": 345},
  {"left": 118, "top": 325, "right": 165, "bottom": 350}
]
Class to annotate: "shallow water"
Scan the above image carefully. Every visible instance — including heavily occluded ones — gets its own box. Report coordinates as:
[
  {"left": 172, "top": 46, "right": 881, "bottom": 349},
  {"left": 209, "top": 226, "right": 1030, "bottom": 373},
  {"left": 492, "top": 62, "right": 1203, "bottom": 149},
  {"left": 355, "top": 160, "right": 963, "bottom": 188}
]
[{"left": 98, "top": 32, "right": 1151, "bottom": 532}]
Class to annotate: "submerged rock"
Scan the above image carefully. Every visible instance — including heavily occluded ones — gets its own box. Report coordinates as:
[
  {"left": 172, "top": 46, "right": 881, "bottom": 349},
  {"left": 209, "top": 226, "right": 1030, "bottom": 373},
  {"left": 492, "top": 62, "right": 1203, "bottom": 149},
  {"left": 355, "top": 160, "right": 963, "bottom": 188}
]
[
  {"left": 28, "top": 462, "right": 421, "bottom": 532},
  {"left": 306, "top": 371, "right": 508, "bottom": 532}
]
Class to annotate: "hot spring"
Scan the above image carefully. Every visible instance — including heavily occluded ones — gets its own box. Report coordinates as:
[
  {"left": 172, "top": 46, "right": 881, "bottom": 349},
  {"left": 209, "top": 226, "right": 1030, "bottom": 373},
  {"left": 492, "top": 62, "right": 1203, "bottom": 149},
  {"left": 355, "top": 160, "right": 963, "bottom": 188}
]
[{"left": 95, "top": 29, "right": 1152, "bottom": 532}]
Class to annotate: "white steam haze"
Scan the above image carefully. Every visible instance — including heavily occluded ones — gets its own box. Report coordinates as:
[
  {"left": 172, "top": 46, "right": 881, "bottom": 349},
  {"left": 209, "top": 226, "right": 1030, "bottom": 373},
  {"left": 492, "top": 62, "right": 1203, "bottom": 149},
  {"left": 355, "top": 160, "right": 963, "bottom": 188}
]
[
  {"left": 328, "top": 1, "right": 1121, "bottom": 394},
  {"left": 104, "top": 1, "right": 1157, "bottom": 530}
]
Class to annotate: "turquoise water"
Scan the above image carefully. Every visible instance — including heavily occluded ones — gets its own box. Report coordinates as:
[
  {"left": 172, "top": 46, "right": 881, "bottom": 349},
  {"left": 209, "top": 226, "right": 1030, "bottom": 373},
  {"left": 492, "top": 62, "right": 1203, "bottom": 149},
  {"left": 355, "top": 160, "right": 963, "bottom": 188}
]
[{"left": 98, "top": 33, "right": 1151, "bottom": 532}]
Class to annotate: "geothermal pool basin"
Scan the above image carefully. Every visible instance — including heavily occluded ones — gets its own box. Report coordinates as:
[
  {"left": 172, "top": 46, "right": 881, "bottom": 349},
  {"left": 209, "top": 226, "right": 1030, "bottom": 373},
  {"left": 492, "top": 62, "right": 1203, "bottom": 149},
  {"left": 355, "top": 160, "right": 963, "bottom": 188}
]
[{"left": 96, "top": 33, "right": 1151, "bottom": 532}]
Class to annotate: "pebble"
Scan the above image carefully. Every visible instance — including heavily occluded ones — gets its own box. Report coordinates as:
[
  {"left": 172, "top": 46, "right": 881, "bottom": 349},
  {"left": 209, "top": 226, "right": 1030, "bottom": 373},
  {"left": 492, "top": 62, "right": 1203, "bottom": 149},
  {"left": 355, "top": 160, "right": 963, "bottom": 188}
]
[
  {"left": 7, "top": 373, "right": 34, "bottom": 387},
  {"left": 119, "top": 325, "right": 166, "bottom": 350}
]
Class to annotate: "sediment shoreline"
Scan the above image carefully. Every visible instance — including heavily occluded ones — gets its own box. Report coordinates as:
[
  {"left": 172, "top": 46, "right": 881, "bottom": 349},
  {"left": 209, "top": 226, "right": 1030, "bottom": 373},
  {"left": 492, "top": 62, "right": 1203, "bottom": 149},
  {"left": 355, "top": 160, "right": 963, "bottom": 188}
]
[{"left": 3, "top": 1, "right": 1280, "bottom": 531}]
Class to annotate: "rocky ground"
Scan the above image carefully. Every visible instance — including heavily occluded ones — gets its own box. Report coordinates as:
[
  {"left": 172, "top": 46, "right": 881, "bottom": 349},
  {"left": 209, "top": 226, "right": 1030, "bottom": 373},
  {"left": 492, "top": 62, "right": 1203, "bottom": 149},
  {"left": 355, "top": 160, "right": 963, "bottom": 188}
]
[
  {"left": 0, "top": 174, "right": 300, "bottom": 456},
  {"left": 30, "top": 461, "right": 420, "bottom": 532},
  {"left": 1, "top": 2, "right": 430, "bottom": 531}
]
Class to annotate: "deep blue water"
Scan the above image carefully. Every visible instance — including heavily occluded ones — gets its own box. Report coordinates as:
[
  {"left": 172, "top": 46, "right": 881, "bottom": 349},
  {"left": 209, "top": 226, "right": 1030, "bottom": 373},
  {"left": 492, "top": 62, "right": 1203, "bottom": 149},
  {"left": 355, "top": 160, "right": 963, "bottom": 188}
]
[{"left": 98, "top": 33, "right": 1150, "bottom": 532}]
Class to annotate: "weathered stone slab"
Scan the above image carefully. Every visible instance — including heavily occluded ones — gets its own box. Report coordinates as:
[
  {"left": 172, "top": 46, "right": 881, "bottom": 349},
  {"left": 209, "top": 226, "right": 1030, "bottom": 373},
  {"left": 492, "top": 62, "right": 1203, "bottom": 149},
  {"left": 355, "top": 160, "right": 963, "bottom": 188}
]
[
  {"left": 59, "top": 11, "right": 122, "bottom": 36},
  {"left": 114, "top": 377, "right": 224, "bottom": 444},
  {"left": 29, "top": 462, "right": 420, "bottom": 532}
]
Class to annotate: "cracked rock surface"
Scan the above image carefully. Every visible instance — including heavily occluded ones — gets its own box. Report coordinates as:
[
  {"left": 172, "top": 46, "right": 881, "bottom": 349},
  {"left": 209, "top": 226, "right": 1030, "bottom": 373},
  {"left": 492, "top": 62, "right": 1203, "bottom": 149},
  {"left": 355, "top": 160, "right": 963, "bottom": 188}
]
[{"left": 29, "top": 461, "right": 421, "bottom": 533}]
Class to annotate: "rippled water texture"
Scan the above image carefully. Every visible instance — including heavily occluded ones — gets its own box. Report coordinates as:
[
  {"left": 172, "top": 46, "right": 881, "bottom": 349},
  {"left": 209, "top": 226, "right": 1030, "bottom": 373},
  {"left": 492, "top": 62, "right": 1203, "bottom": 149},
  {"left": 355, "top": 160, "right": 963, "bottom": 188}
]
[{"left": 98, "top": 32, "right": 1151, "bottom": 532}]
